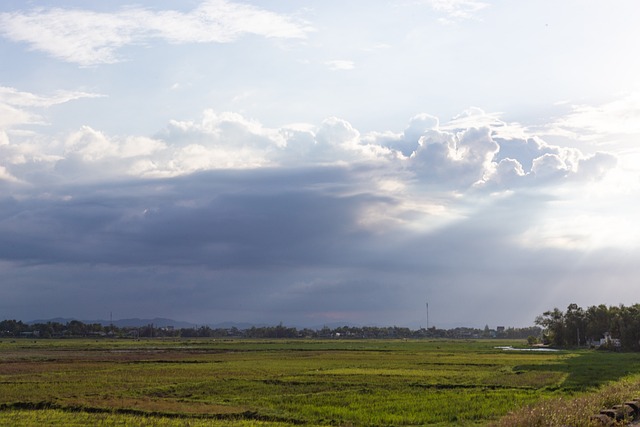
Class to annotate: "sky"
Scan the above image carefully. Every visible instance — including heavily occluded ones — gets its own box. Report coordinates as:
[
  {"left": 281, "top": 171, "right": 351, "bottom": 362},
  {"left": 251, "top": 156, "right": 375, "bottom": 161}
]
[{"left": 1, "top": 1, "right": 640, "bottom": 329}]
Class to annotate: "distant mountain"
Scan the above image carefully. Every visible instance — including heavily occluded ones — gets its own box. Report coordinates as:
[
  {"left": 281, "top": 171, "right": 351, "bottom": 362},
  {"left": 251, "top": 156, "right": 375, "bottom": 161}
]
[{"left": 27, "top": 317, "right": 77, "bottom": 325}]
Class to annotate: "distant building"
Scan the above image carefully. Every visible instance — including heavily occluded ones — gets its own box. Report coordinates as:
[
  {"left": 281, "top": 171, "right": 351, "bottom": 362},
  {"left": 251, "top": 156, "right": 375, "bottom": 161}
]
[{"left": 588, "top": 332, "right": 621, "bottom": 349}]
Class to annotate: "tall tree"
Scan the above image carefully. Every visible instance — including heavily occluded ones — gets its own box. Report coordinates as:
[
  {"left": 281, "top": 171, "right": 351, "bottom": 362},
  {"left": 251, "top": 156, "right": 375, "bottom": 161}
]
[
  {"left": 564, "top": 303, "right": 586, "bottom": 346},
  {"left": 535, "top": 307, "right": 565, "bottom": 347}
]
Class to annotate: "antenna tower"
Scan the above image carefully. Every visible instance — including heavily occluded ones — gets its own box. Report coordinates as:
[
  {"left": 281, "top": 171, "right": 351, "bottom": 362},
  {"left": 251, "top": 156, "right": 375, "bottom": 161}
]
[{"left": 426, "top": 302, "right": 429, "bottom": 330}]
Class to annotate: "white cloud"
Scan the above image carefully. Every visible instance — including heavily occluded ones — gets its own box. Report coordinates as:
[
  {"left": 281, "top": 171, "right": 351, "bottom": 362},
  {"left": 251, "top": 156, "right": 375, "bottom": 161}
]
[
  {"left": 0, "top": 86, "right": 102, "bottom": 129},
  {"left": 310, "top": 117, "right": 396, "bottom": 164},
  {"left": 0, "top": 165, "right": 20, "bottom": 183},
  {"left": 166, "top": 110, "right": 286, "bottom": 148},
  {"left": 146, "top": 110, "right": 286, "bottom": 175},
  {"left": 0, "top": 102, "right": 36, "bottom": 128},
  {"left": 490, "top": 158, "right": 525, "bottom": 187},
  {"left": 0, "top": 133, "right": 61, "bottom": 168},
  {"left": 0, "top": 1, "right": 311, "bottom": 66},
  {"left": 423, "top": 0, "right": 489, "bottom": 22},
  {"left": 316, "top": 117, "right": 360, "bottom": 147},
  {"left": 0, "top": 86, "right": 102, "bottom": 108},
  {"left": 410, "top": 126, "right": 499, "bottom": 187},
  {"left": 0, "top": 103, "right": 620, "bottom": 198},
  {"left": 0, "top": 86, "right": 105, "bottom": 185},
  {"left": 0, "top": 9, "right": 135, "bottom": 66},
  {"left": 363, "top": 114, "right": 439, "bottom": 158},
  {"left": 575, "top": 152, "right": 618, "bottom": 182},
  {"left": 548, "top": 93, "right": 640, "bottom": 143},
  {"left": 530, "top": 153, "right": 569, "bottom": 180},
  {"left": 324, "top": 60, "right": 355, "bottom": 71},
  {"left": 516, "top": 186, "right": 640, "bottom": 251},
  {"left": 120, "top": 136, "right": 167, "bottom": 159},
  {"left": 397, "top": 110, "right": 619, "bottom": 190},
  {"left": 0, "top": 130, "right": 8, "bottom": 146},
  {"left": 441, "top": 107, "right": 529, "bottom": 140},
  {"left": 63, "top": 127, "right": 166, "bottom": 162},
  {"left": 65, "top": 126, "right": 119, "bottom": 161}
]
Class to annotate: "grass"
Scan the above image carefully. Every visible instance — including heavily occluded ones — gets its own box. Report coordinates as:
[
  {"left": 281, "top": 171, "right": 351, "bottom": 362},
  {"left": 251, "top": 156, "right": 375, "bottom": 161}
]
[
  {"left": 490, "top": 374, "right": 640, "bottom": 426},
  {"left": 1, "top": 338, "right": 640, "bottom": 425},
  {"left": 0, "top": 408, "right": 292, "bottom": 427}
]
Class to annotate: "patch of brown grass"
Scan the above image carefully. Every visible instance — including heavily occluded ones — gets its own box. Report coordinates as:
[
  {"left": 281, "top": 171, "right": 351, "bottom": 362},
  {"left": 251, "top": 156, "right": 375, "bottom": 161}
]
[{"left": 491, "top": 375, "right": 640, "bottom": 427}]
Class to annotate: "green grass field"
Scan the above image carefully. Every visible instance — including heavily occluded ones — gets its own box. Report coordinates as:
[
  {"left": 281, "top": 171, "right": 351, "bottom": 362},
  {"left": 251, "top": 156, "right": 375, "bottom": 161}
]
[{"left": 1, "top": 338, "right": 640, "bottom": 426}]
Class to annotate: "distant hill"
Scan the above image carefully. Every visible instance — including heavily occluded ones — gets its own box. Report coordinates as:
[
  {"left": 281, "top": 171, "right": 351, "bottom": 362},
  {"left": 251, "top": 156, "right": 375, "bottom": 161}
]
[{"left": 27, "top": 317, "right": 76, "bottom": 326}]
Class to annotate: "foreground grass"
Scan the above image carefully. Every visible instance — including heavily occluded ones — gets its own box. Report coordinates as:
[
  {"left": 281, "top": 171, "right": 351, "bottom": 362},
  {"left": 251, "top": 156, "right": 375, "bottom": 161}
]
[
  {"left": 491, "top": 373, "right": 640, "bottom": 426},
  {"left": 1, "top": 339, "right": 640, "bottom": 425},
  {"left": 0, "top": 409, "right": 292, "bottom": 427}
]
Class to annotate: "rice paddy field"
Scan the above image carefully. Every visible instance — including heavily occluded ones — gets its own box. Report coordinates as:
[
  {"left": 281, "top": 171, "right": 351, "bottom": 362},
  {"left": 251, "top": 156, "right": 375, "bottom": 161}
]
[{"left": 1, "top": 338, "right": 640, "bottom": 426}]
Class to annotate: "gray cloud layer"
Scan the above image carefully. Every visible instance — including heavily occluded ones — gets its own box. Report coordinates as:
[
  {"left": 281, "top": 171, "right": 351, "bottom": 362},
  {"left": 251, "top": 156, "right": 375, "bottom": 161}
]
[
  {"left": 1, "top": 167, "right": 632, "bottom": 327},
  {"left": 0, "top": 95, "right": 628, "bottom": 327}
]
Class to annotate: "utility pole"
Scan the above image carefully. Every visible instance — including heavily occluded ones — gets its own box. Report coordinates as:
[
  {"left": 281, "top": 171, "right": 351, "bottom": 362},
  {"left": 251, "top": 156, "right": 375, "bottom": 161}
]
[{"left": 426, "top": 302, "right": 429, "bottom": 330}]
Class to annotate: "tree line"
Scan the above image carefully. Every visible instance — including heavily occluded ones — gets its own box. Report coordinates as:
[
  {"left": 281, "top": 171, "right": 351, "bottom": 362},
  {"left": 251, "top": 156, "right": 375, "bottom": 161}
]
[
  {"left": 0, "top": 319, "right": 540, "bottom": 340},
  {"left": 535, "top": 303, "right": 640, "bottom": 350}
]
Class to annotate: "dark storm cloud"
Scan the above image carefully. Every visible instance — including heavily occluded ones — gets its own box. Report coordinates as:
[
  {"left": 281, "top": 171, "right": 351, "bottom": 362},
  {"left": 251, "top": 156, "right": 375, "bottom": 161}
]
[
  {"left": 0, "top": 164, "right": 428, "bottom": 325},
  {"left": 1, "top": 169, "right": 636, "bottom": 327},
  {"left": 0, "top": 167, "right": 387, "bottom": 268},
  {"left": 0, "top": 109, "right": 627, "bottom": 327}
]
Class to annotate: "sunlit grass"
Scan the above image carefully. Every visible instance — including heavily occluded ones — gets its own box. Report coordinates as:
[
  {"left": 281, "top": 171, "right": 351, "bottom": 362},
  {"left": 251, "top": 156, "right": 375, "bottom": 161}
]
[
  {"left": 0, "top": 409, "right": 294, "bottom": 427},
  {"left": 490, "top": 373, "right": 640, "bottom": 427},
  {"left": 1, "top": 339, "right": 640, "bottom": 425}
]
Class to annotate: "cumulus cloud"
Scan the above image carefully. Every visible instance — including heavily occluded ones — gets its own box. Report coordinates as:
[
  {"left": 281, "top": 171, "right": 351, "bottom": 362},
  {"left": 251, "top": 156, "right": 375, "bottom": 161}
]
[
  {"left": 389, "top": 117, "right": 617, "bottom": 191},
  {"left": 0, "top": 100, "right": 619, "bottom": 195},
  {"left": 441, "top": 108, "right": 530, "bottom": 139},
  {"left": 410, "top": 127, "right": 498, "bottom": 187},
  {"left": 366, "top": 114, "right": 439, "bottom": 157},
  {"left": 0, "top": 84, "right": 618, "bottom": 195},
  {"left": 0, "top": 1, "right": 312, "bottom": 66},
  {"left": 65, "top": 126, "right": 119, "bottom": 161},
  {"left": 487, "top": 135, "right": 617, "bottom": 188},
  {"left": 489, "top": 158, "right": 525, "bottom": 187},
  {"left": 530, "top": 153, "right": 569, "bottom": 180},
  {"left": 155, "top": 110, "right": 286, "bottom": 173},
  {"left": 315, "top": 117, "right": 359, "bottom": 147},
  {"left": 575, "top": 152, "right": 618, "bottom": 181},
  {"left": 0, "top": 87, "right": 101, "bottom": 184}
]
